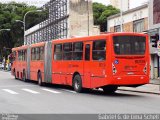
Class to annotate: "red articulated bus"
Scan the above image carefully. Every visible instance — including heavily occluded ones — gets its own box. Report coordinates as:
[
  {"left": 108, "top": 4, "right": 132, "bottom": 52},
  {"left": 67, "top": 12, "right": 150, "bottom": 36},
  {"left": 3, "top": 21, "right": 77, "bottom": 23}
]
[{"left": 11, "top": 32, "right": 150, "bottom": 93}]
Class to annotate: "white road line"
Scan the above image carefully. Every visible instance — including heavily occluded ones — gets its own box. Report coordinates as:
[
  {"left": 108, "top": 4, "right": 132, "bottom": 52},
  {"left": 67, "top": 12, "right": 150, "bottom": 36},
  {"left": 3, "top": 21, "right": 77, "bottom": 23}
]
[
  {"left": 0, "top": 85, "right": 37, "bottom": 88},
  {"left": 42, "top": 88, "right": 61, "bottom": 94},
  {"left": 22, "top": 89, "right": 40, "bottom": 94},
  {"left": 2, "top": 89, "right": 19, "bottom": 95},
  {"left": 61, "top": 89, "right": 77, "bottom": 94}
]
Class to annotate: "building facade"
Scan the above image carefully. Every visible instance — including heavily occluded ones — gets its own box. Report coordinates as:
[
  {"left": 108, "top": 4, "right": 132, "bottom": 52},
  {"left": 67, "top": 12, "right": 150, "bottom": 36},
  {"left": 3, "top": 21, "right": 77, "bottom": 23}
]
[
  {"left": 25, "top": 0, "right": 95, "bottom": 45},
  {"left": 148, "top": 0, "right": 160, "bottom": 80},
  {"left": 107, "top": 4, "right": 148, "bottom": 33},
  {"left": 107, "top": 4, "right": 160, "bottom": 80},
  {"left": 110, "top": 0, "right": 129, "bottom": 11}
]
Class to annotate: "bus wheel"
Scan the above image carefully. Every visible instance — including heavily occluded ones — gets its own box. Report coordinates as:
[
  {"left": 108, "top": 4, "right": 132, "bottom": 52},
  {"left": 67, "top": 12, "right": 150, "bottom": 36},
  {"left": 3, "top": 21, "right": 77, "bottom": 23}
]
[
  {"left": 22, "top": 71, "right": 27, "bottom": 82},
  {"left": 14, "top": 70, "right": 17, "bottom": 79},
  {"left": 102, "top": 86, "right": 118, "bottom": 94},
  {"left": 73, "top": 75, "right": 83, "bottom": 93},
  {"left": 38, "top": 72, "right": 43, "bottom": 86}
]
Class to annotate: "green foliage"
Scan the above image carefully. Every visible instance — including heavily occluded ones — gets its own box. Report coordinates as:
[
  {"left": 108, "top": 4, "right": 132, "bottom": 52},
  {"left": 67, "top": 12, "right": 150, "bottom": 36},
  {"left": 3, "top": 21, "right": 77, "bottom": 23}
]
[
  {"left": 0, "top": 2, "right": 47, "bottom": 60},
  {"left": 93, "top": 2, "right": 120, "bottom": 32}
]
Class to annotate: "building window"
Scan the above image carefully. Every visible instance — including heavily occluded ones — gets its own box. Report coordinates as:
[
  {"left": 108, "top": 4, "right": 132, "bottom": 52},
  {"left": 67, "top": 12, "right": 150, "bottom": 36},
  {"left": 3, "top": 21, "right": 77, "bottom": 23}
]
[
  {"left": 133, "top": 19, "right": 145, "bottom": 32},
  {"left": 114, "top": 25, "right": 121, "bottom": 32}
]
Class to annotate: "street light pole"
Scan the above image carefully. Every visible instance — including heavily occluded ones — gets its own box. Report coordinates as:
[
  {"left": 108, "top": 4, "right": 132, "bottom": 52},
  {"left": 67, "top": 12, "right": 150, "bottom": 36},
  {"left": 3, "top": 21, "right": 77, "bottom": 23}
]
[
  {"left": 23, "top": 10, "right": 43, "bottom": 45},
  {"left": 120, "top": 0, "right": 123, "bottom": 32},
  {"left": 87, "top": 0, "right": 89, "bottom": 36},
  {"left": 22, "top": 10, "right": 42, "bottom": 45}
]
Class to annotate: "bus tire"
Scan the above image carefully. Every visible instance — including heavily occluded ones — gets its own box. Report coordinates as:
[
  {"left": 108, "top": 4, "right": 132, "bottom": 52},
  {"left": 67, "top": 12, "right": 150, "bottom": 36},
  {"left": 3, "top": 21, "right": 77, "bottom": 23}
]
[
  {"left": 14, "top": 70, "right": 17, "bottom": 79},
  {"left": 103, "top": 86, "right": 118, "bottom": 94},
  {"left": 73, "top": 75, "right": 83, "bottom": 93},
  {"left": 22, "top": 71, "right": 27, "bottom": 82},
  {"left": 38, "top": 72, "right": 43, "bottom": 86}
]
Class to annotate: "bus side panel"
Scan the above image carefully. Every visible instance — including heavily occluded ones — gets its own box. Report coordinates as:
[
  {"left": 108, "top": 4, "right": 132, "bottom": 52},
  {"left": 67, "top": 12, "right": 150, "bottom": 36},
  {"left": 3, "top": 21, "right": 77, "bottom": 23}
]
[
  {"left": 44, "top": 42, "right": 52, "bottom": 83},
  {"left": 11, "top": 51, "right": 17, "bottom": 76},
  {"left": 16, "top": 56, "right": 26, "bottom": 79},
  {"left": 61, "top": 61, "right": 69, "bottom": 84},
  {"left": 52, "top": 44, "right": 63, "bottom": 85},
  {"left": 90, "top": 37, "right": 112, "bottom": 88},
  {"left": 52, "top": 61, "right": 63, "bottom": 84},
  {"left": 68, "top": 61, "right": 84, "bottom": 86},
  {"left": 26, "top": 47, "right": 31, "bottom": 80},
  {"left": 90, "top": 61, "right": 107, "bottom": 88}
]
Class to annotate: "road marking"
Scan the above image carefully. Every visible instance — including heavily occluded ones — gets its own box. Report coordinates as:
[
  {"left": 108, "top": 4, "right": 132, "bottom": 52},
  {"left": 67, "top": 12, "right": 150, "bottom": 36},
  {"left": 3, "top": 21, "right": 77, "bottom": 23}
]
[
  {"left": 41, "top": 88, "right": 61, "bottom": 94},
  {"left": 2, "top": 89, "right": 18, "bottom": 94},
  {"left": 61, "top": 89, "right": 77, "bottom": 94},
  {"left": 0, "top": 85, "right": 37, "bottom": 88},
  {"left": 22, "top": 89, "right": 39, "bottom": 94}
]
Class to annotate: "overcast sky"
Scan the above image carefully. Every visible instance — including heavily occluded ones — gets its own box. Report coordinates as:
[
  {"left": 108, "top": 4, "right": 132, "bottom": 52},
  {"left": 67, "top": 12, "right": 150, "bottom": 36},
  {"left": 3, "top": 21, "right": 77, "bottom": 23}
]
[{"left": 0, "top": 0, "right": 148, "bottom": 8}]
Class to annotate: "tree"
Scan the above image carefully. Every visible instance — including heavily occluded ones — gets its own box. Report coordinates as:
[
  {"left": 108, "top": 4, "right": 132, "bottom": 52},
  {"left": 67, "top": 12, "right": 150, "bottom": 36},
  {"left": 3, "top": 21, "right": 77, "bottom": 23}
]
[
  {"left": 93, "top": 2, "right": 120, "bottom": 32},
  {"left": 0, "top": 2, "right": 47, "bottom": 60}
]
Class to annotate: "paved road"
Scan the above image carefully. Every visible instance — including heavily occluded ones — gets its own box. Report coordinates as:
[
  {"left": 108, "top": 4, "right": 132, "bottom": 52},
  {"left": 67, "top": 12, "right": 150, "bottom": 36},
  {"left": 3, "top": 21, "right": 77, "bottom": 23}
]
[{"left": 0, "top": 71, "right": 160, "bottom": 114}]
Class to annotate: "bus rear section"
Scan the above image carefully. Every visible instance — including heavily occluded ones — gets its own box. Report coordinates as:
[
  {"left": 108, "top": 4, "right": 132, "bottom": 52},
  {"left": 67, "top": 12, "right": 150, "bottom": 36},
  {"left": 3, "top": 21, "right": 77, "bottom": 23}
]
[{"left": 110, "top": 34, "right": 150, "bottom": 86}]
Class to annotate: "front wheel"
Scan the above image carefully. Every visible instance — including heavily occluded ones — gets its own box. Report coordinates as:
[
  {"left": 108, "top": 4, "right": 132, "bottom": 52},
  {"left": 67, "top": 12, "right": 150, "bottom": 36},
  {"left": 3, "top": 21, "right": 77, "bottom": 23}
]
[
  {"left": 103, "top": 86, "right": 118, "bottom": 94},
  {"left": 73, "top": 75, "right": 83, "bottom": 93}
]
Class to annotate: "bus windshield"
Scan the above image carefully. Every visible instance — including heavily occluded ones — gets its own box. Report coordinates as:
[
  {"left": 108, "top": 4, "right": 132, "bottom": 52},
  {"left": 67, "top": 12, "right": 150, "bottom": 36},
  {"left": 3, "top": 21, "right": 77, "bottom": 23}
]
[{"left": 113, "top": 35, "right": 146, "bottom": 55}]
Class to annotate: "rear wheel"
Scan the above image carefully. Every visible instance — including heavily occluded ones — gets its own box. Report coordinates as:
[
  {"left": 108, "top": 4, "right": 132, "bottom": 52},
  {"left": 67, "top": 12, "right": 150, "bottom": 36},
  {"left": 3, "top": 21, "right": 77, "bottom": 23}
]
[
  {"left": 73, "top": 75, "right": 83, "bottom": 93},
  {"left": 38, "top": 72, "right": 43, "bottom": 86},
  {"left": 103, "top": 86, "right": 118, "bottom": 94},
  {"left": 22, "top": 71, "right": 27, "bottom": 82},
  {"left": 14, "top": 70, "right": 17, "bottom": 79}
]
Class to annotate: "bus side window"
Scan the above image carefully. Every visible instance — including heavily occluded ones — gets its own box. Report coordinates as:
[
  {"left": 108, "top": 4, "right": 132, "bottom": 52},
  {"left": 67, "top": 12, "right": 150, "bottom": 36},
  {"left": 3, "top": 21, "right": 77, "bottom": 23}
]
[
  {"left": 35, "top": 47, "right": 40, "bottom": 61},
  {"left": 40, "top": 47, "right": 44, "bottom": 60},
  {"left": 73, "top": 42, "right": 83, "bottom": 60},
  {"left": 85, "top": 44, "right": 90, "bottom": 61},
  {"left": 31, "top": 48, "right": 35, "bottom": 61},
  {"left": 11, "top": 51, "right": 16, "bottom": 62},
  {"left": 92, "top": 40, "right": 106, "bottom": 61},
  {"left": 18, "top": 51, "right": 22, "bottom": 61},
  {"left": 54, "top": 44, "right": 62, "bottom": 60},
  {"left": 63, "top": 43, "right": 72, "bottom": 60}
]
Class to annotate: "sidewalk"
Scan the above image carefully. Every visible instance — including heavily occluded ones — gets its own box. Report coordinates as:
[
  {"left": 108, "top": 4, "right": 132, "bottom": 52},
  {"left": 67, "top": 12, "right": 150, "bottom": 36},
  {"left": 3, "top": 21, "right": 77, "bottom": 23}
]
[
  {"left": 119, "top": 84, "right": 160, "bottom": 95},
  {"left": 150, "top": 79, "right": 160, "bottom": 85}
]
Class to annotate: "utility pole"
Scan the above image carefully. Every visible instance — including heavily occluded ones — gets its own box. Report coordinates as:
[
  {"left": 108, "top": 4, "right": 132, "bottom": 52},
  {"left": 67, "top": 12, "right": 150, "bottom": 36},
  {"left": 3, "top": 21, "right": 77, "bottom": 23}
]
[
  {"left": 87, "top": 0, "right": 90, "bottom": 36},
  {"left": 120, "top": 0, "right": 123, "bottom": 32}
]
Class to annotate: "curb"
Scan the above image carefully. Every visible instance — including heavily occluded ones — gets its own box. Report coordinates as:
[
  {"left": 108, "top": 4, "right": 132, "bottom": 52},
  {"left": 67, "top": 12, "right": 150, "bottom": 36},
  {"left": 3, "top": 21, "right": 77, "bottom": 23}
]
[
  {"left": 118, "top": 88, "right": 160, "bottom": 95},
  {"left": 150, "top": 83, "right": 160, "bottom": 85}
]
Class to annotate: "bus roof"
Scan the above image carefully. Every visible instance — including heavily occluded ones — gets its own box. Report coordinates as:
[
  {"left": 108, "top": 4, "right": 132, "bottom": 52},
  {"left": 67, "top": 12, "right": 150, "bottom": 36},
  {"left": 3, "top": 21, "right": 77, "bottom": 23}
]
[
  {"left": 30, "top": 42, "right": 45, "bottom": 48},
  {"left": 12, "top": 32, "right": 147, "bottom": 49},
  {"left": 51, "top": 32, "right": 147, "bottom": 44},
  {"left": 12, "top": 45, "right": 28, "bottom": 51}
]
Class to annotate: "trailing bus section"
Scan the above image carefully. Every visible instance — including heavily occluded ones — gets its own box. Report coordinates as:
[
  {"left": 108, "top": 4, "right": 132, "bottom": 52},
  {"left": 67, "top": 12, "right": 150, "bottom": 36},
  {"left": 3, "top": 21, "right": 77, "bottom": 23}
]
[{"left": 11, "top": 32, "right": 150, "bottom": 93}]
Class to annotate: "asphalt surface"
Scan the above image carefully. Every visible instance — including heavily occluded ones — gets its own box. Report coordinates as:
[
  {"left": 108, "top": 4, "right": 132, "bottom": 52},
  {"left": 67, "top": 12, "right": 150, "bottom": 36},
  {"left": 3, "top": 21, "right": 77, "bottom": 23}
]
[{"left": 0, "top": 71, "right": 160, "bottom": 114}]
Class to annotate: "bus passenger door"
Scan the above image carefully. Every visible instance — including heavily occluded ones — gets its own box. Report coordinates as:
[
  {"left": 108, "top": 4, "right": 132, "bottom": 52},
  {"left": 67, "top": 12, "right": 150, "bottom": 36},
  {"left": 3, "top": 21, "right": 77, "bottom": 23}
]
[{"left": 83, "top": 42, "right": 92, "bottom": 88}]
